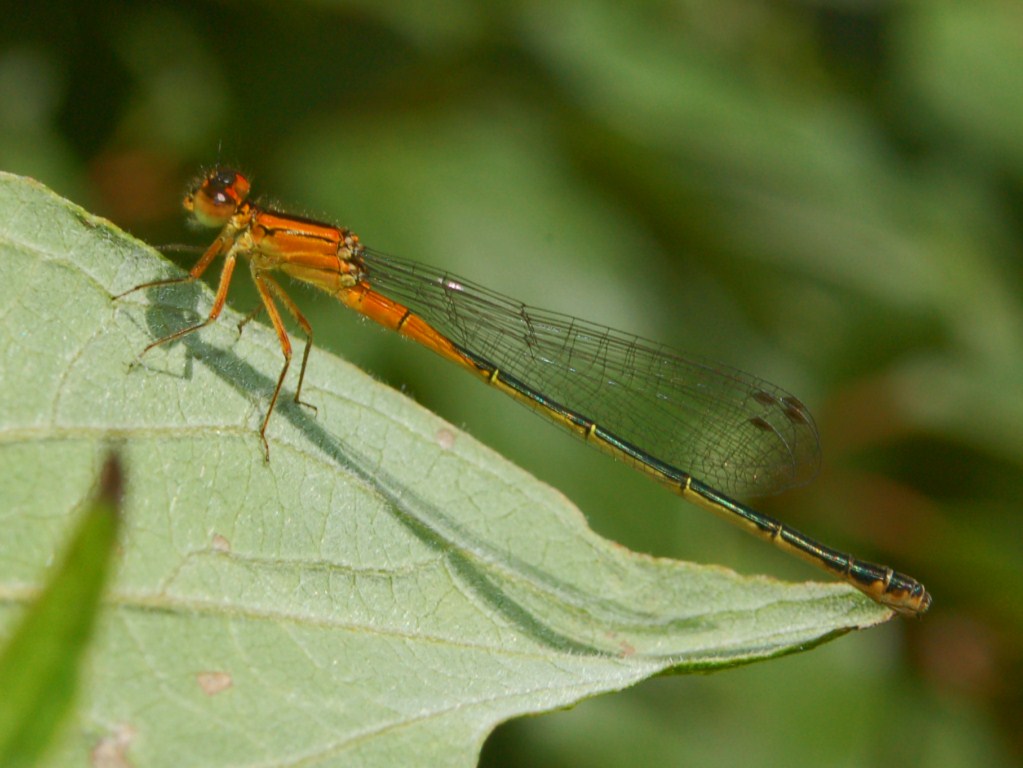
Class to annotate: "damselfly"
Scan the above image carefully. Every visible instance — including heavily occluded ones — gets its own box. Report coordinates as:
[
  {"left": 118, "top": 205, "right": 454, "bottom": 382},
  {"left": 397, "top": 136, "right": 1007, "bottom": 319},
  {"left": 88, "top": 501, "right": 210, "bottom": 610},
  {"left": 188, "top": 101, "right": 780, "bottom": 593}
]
[{"left": 116, "top": 168, "right": 931, "bottom": 615}]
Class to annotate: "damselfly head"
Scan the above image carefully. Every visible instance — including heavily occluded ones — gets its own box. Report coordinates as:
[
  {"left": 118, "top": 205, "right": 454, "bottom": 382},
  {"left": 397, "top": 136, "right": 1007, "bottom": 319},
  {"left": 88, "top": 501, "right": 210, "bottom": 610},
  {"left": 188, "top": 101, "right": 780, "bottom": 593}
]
[{"left": 183, "top": 167, "right": 251, "bottom": 228}]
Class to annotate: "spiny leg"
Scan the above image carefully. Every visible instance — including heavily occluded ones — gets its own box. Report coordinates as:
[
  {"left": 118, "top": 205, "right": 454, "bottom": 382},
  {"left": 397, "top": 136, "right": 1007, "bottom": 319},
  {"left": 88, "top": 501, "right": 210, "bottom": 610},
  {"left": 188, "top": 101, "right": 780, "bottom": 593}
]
[
  {"left": 113, "top": 234, "right": 228, "bottom": 301},
  {"left": 114, "top": 235, "right": 236, "bottom": 362},
  {"left": 235, "top": 278, "right": 316, "bottom": 413},
  {"left": 251, "top": 271, "right": 297, "bottom": 461},
  {"left": 259, "top": 275, "right": 317, "bottom": 412},
  {"left": 237, "top": 304, "right": 263, "bottom": 335},
  {"left": 126, "top": 251, "right": 238, "bottom": 364}
]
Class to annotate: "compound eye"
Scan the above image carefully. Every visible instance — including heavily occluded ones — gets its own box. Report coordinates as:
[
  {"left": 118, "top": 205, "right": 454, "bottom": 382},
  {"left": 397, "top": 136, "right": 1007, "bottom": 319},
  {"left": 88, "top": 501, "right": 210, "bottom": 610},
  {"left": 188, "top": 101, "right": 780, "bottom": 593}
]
[{"left": 184, "top": 168, "right": 251, "bottom": 228}]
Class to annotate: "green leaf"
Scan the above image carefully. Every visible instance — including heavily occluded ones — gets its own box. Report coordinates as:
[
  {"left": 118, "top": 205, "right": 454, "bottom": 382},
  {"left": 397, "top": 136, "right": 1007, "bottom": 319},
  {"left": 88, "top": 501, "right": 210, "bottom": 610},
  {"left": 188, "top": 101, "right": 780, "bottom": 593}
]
[
  {"left": 0, "top": 453, "right": 122, "bottom": 768},
  {"left": 0, "top": 171, "right": 892, "bottom": 768}
]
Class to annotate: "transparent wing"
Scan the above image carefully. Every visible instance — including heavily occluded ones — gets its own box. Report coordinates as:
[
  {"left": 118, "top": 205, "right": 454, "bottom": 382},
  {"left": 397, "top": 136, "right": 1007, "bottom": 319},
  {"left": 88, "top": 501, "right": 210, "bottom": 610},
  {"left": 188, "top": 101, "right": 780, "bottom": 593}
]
[{"left": 357, "top": 248, "right": 821, "bottom": 497}]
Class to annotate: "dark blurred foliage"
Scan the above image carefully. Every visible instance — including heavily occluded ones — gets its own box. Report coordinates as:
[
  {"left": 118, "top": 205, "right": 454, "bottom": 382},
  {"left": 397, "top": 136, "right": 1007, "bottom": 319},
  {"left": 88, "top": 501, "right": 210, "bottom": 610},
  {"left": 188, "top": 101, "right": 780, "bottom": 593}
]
[{"left": 2, "top": 1, "right": 1021, "bottom": 766}]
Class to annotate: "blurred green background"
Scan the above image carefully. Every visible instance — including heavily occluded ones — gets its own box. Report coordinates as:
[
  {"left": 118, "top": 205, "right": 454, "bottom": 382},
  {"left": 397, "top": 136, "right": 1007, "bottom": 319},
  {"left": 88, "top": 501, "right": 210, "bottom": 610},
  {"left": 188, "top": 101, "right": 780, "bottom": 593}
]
[{"left": 3, "top": 1, "right": 1021, "bottom": 766}]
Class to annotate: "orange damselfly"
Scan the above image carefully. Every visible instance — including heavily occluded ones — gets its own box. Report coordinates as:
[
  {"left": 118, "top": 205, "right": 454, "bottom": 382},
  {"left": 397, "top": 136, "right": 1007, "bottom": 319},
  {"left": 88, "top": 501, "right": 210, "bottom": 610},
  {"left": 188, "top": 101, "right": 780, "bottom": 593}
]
[{"left": 116, "top": 167, "right": 931, "bottom": 615}]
